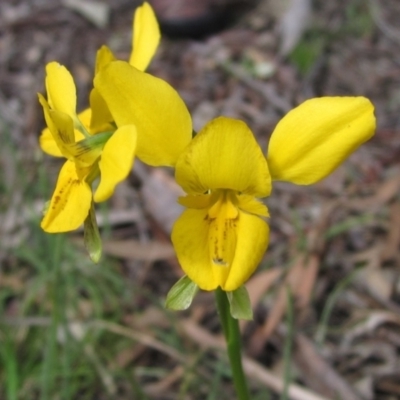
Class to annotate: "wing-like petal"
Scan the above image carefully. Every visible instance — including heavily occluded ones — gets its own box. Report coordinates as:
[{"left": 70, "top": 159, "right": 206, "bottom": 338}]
[
  {"left": 39, "top": 128, "right": 63, "bottom": 157},
  {"left": 95, "top": 45, "right": 116, "bottom": 75},
  {"left": 77, "top": 108, "right": 92, "bottom": 131},
  {"left": 45, "top": 62, "right": 77, "bottom": 120},
  {"left": 223, "top": 211, "right": 269, "bottom": 291},
  {"left": 267, "top": 97, "right": 376, "bottom": 185},
  {"left": 94, "top": 125, "right": 137, "bottom": 202},
  {"left": 171, "top": 208, "right": 269, "bottom": 291},
  {"left": 89, "top": 88, "right": 114, "bottom": 133},
  {"left": 238, "top": 195, "right": 269, "bottom": 217},
  {"left": 39, "top": 127, "right": 86, "bottom": 158},
  {"left": 129, "top": 2, "right": 160, "bottom": 71},
  {"left": 175, "top": 117, "right": 271, "bottom": 197},
  {"left": 172, "top": 208, "right": 229, "bottom": 291},
  {"left": 94, "top": 61, "right": 192, "bottom": 166},
  {"left": 41, "top": 160, "right": 92, "bottom": 232},
  {"left": 38, "top": 94, "right": 75, "bottom": 159}
]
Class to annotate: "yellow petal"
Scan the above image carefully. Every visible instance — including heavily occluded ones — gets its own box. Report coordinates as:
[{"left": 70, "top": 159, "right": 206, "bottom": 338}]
[
  {"left": 41, "top": 160, "right": 92, "bottom": 232},
  {"left": 172, "top": 208, "right": 229, "bottom": 291},
  {"left": 129, "top": 2, "right": 160, "bottom": 71},
  {"left": 50, "top": 110, "right": 102, "bottom": 170},
  {"left": 38, "top": 93, "right": 75, "bottom": 159},
  {"left": 171, "top": 208, "right": 269, "bottom": 291},
  {"left": 39, "top": 128, "right": 63, "bottom": 157},
  {"left": 238, "top": 194, "right": 269, "bottom": 217},
  {"left": 89, "top": 88, "right": 114, "bottom": 133},
  {"left": 178, "top": 194, "right": 211, "bottom": 209},
  {"left": 39, "top": 126, "right": 86, "bottom": 158},
  {"left": 267, "top": 97, "right": 376, "bottom": 185},
  {"left": 223, "top": 211, "right": 269, "bottom": 291},
  {"left": 94, "top": 125, "right": 137, "bottom": 202},
  {"left": 175, "top": 117, "right": 271, "bottom": 197},
  {"left": 77, "top": 108, "right": 92, "bottom": 132},
  {"left": 94, "top": 61, "right": 192, "bottom": 166},
  {"left": 95, "top": 45, "right": 116, "bottom": 75},
  {"left": 45, "top": 62, "right": 77, "bottom": 119}
]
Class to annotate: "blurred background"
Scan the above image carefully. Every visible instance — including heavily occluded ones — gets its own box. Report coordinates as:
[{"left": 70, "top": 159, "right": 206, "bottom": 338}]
[{"left": 1, "top": 0, "right": 400, "bottom": 399}]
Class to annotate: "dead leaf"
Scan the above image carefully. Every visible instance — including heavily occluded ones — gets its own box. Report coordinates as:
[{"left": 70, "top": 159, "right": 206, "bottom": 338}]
[
  {"left": 277, "top": 0, "right": 312, "bottom": 56},
  {"left": 294, "top": 333, "right": 364, "bottom": 400},
  {"left": 349, "top": 172, "right": 400, "bottom": 211},
  {"left": 382, "top": 202, "right": 400, "bottom": 261},
  {"left": 62, "top": 0, "right": 109, "bottom": 28}
]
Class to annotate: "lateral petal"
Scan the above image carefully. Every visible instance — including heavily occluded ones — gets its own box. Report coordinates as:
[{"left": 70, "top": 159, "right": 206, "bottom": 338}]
[
  {"left": 238, "top": 195, "right": 269, "bottom": 217},
  {"left": 95, "top": 45, "right": 116, "bottom": 75},
  {"left": 171, "top": 208, "right": 229, "bottom": 291},
  {"left": 223, "top": 211, "right": 269, "bottom": 291},
  {"left": 129, "top": 2, "right": 160, "bottom": 71},
  {"left": 39, "top": 127, "right": 86, "bottom": 157},
  {"left": 94, "top": 125, "right": 137, "bottom": 202},
  {"left": 267, "top": 97, "right": 376, "bottom": 185},
  {"left": 38, "top": 94, "right": 75, "bottom": 159},
  {"left": 175, "top": 117, "right": 271, "bottom": 197},
  {"left": 94, "top": 61, "right": 192, "bottom": 166},
  {"left": 172, "top": 208, "right": 269, "bottom": 291},
  {"left": 45, "top": 62, "right": 77, "bottom": 120},
  {"left": 89, "top": 88, "right": 114, "bottom": 133},
  {"left": 77, "top": 108, "right": 92, "bottom": 132},
  {"left": 41, "top": 160, "right": 92, "bottom": 232},
  {"left": 39, "top": 128, "right": 63, "bottom": 157}
]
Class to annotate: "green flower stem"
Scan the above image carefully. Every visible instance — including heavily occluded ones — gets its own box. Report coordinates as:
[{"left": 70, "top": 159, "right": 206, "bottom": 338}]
[
  {"left": 215, "top": 288, "right": 250, "bottom": 400},
  {"left": 41, "top": 234, "right": 64, "bottom": 400}
]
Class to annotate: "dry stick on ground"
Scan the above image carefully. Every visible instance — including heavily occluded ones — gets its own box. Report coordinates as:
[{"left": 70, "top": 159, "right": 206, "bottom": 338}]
[
  {"left": 293, "top": 333, "right": 364, "bottom": 400},
  {"left": 91, "top": 320, "right": 185, "bottom": 363}
]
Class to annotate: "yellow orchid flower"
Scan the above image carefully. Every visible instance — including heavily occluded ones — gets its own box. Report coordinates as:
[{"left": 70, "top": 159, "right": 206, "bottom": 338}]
[
  {"left": 171, "top": 97, "right": 376, "bottom": 291},
  {"left": 39, "top": 2, "right": 160, "bottom": 234},
  {"left": 40, "top": 62, "right": 136, "bottom": 233},
  {"left": 40, "top": 1, "right": 160, "bottom": 158},
  {"left": 172, "top": 117, "right": 271, "bottom": 291}
]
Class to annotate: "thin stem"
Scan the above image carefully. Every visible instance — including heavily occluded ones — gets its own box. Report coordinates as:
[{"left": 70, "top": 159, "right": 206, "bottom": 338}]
[
  {"left": 41, "top": 234, "right": 64, "bottom": 400},
  {"left": 215, "top": 288, "right": 250, "bottom": 400}
]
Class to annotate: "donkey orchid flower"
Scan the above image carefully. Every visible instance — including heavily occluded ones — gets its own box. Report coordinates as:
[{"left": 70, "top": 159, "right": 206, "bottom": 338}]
[
  {"left": 39, "top": 2, "right": 160, "bottom": 233},
  {"left": 172, "top": 97, "right": 375, "bottom": 291},
  {"left": 39, "top": 62, "right": 136, "bottom": 233}
]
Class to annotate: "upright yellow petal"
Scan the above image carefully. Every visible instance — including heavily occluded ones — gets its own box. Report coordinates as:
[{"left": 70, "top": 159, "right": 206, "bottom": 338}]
[
  {"left": 45, "top": 62, "right": 77, "bottom": 119},
  {"left": 89, "top": 88, "right": 114, "bottom": 134},
  {"left": 94, "top": 61, "right": 192, "bottom": 166},
  {"left": 129, "top": 2, "right": 160, "bottom": 71},
  {"left": 94, "top": 125, "right": 137, "bottom": 202},
  {"left": 95, "top": 45, "right": 116, "bottom": 75},
  {"left": 267, "top": 97, "right": 376, "bottom": 185},
  {"left": 175, "top": 117, "right": 271, "bottom": 197},
  {"left": 41, "top": 160, "right": 92, "bottom": 232}
]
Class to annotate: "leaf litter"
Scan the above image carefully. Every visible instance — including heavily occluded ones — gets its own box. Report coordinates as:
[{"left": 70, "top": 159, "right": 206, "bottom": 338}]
[{"left": 1, "top": 0, "right": 400, "bottom": 398}]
